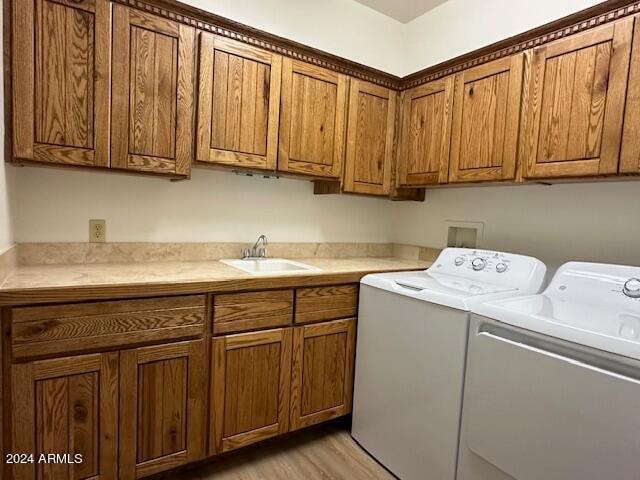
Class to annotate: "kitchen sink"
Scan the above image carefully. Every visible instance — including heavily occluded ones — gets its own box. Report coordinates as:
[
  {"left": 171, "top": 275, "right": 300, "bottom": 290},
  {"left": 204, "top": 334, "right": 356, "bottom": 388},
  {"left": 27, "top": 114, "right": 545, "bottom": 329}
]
[{"left": 220, "top": 258, "right": 322, "bottom": 275}]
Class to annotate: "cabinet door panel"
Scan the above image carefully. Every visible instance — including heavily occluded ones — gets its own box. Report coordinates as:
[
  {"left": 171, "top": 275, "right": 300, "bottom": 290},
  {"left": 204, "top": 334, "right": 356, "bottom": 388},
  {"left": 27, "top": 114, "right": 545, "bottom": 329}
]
[
  {"left": 120, "top": 340, "right": 206, "bottom": 478},
  {"left": 449, "top": 55, "right": 524, "bottom": 183},
  {"left": 11, "top": 353, "right": 118, "bottom": 480},
  {"left": 197, "top": 34, "right": 281, "bottom": 170},
  {"left": 279, "top": 59, "right": 348, "bottom": 178},
  {"left": 398, "top": 77, "right": 454, "bottom": 186},
  {"left": 111, "top": 5, "right": 195, "bottom": 176},
  {"left": 621, "top": 16, "right": 640, "bottom": 174},
  {"left": 12, "top": 0, "right": 109, "bottom": 167},
  {"left": 521, "top": 19, "right": 632, "bottom": 179},
  {"left": 290, "top": 319, "right": 356, "bottom": 430},
  {"left": 211, "top": 328, "right": 292, "bottom": 454},
  {"left": 344, "top": 80, "right": 396, "bottom": 195}
]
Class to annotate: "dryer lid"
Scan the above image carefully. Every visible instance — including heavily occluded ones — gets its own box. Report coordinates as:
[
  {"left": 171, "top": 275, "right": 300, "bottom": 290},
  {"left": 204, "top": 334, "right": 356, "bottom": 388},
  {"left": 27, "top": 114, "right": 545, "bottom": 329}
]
[{"left": 473, "top": 262, "right": 640, "bottom": 360}]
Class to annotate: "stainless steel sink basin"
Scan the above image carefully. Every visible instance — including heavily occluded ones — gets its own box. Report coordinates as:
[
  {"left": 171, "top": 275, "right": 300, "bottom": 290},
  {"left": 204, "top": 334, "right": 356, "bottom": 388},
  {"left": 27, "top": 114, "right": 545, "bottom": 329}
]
[{"left": 220, "top": 258, "right": 322, "bottom": 275}]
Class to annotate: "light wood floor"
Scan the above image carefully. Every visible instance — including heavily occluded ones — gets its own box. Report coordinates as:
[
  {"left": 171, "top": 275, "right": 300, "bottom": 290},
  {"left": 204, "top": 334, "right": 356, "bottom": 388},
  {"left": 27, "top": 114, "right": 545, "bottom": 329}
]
[{"left": 170, "top": 424, "right": 395, "bottom": 479}]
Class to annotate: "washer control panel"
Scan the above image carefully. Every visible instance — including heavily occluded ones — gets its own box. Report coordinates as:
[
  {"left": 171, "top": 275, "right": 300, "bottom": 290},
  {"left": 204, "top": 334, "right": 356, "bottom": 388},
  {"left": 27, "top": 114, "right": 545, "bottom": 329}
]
[
  {"left": 448, "top": 250, "right": 513, "bottom": 274},
  {"left": 430, "top": 248, "right": 546, "bottom": 294},
  {"left": 548, "top": 263, "right": 640, "bottom": 306}
]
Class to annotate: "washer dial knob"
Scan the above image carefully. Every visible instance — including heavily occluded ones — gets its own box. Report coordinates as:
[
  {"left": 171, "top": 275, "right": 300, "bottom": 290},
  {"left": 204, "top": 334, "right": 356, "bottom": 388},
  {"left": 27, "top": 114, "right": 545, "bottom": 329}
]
[
  {"left": 623, "top": 278, "right": 640, "bottom": 298},
  {"left": 496, "top": 262, "right": 508, "bottom": 273},
  {"left": 454, "top": 257, "right": 465, "bottom": 266},
  {"left": 471, "top": 257, "right": 486, "bottom": 271}
]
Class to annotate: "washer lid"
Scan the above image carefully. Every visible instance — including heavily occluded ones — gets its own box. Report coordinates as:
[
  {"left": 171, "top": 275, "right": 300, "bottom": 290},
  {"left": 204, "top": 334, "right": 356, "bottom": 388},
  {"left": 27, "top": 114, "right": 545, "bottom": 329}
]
[
  {"left": 362, "top": 271, "right": 519, "bottom": 311},
  {"left": 473, "top": 262, "right": 640, "bottom": 360}
]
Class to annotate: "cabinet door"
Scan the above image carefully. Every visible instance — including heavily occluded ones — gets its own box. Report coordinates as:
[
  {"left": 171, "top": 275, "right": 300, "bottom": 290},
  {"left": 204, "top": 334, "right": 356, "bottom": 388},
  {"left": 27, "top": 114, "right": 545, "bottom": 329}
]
[
  {"left": 398, "top": 77, "right": 454, "bottom": 186},
  {"left": 111, "top": 5, "right": 195, "bottom": 176},
  {"left": 290, "top": 318, "right": 356, "bottom": 430},
  {"left": 620, "top": 16, "right": 640, "bottom": 174},
  {"left": 119, "top": 340, "right": 207, "bottom": 478},
  {"left": 521, "top": 19, "right": 633, "bottom": 179},
  {"left": 11, "top": 0, "right": 110, "bottom": 167},
  {"left": 11, "top": 353, "right": 118, "bottom": 480},
  {"left": 279, "top": 59, "right": 348, "bottom": 178},
  {"left": 197, "top": 34, "right": 281, "bottom": 171},
  {"left": 449, "top": 55, "right": 524, "bottom": 183},
  {"left": 210, "top": 328, "right": 292, "bottom": 454},
  {"left": 343, "top": 80, "right": 396, "bottom": 195}
]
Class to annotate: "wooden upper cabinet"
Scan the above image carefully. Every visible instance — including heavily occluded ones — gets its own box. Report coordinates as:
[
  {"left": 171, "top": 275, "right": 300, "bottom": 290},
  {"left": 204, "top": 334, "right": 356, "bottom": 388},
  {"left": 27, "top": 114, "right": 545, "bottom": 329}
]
[
  {"left": 11, "top": 353, "right": 118, "bottom": 480},
  {"left": 11, "top": 0, "right": 110, "bottom": 167},
  {"left": 119, "top": 340, "right": 207, "bottom": 478},
  {"left": 210, "top": 328, "right": 292, "bottom": 454},
  {"left": 111, "top": 5, "right": 195, "bottom": 176},
  {"left": 449, "top": 55, "right": 524, "bottom": 183},
  {"left": 279, "top": 59, "right": 348, "bottom": 178},
  {"left": 343, "top": 80, "right": 396, "bottom": 195},
  {"left": 196, "top": 34, "right": 281, "bottom": 171},
  {"left": 621, "top": 16, "right": 640, "bottom": 174},
  {"left": 398, "top": 77, "right": 454, "bottom": 186},
  {"left": 521, "top": 19, "right": 633, "bottom": 179}
]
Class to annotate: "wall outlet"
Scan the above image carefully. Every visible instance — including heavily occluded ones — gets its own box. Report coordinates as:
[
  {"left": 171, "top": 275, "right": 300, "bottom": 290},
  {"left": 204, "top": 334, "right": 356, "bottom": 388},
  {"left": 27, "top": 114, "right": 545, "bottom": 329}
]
[{"left": 89, "top": 219, "right": 106, "bottom": 243}]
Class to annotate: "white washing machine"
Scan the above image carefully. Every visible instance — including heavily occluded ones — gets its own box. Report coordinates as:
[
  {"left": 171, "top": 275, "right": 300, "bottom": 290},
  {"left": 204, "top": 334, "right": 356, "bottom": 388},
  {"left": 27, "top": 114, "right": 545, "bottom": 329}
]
[
  {"left": 351, "top": 248, "right": 546, "bottom": 480},
  {"left": 458, "top": 262, "right": 640, "bottom": 480}
]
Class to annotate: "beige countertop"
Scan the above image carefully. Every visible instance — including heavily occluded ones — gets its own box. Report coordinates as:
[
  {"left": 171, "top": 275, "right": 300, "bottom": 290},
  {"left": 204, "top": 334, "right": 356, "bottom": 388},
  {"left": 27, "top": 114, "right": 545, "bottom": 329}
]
[{"left": 0, "top": 257, "right": 430, "bottom": 306}]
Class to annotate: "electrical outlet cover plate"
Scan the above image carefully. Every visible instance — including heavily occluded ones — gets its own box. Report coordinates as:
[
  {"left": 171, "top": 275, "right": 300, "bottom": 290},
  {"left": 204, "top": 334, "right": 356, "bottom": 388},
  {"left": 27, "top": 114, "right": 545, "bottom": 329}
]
[{"left": 89, "top": 219, "right": 106, "bottom": 243}]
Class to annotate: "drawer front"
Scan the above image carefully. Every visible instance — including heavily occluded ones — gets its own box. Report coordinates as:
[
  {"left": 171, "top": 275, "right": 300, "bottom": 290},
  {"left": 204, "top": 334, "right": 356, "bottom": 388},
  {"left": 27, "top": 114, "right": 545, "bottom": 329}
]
[
  {"left": 12, "top": 295, "right": 206, "bottom": 360},
  {"left": 213, "top": 290, "right": 293, "bottom": 334},
  {"left": 295, "top": 285, "right": 358, "bottom": 324}
]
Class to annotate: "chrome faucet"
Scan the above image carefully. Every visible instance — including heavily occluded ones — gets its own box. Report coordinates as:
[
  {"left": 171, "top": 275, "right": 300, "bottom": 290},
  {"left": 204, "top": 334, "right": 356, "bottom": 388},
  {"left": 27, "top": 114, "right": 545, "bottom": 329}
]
[{"left": 241, "top": 235, "right": 268, "bottom": 260}]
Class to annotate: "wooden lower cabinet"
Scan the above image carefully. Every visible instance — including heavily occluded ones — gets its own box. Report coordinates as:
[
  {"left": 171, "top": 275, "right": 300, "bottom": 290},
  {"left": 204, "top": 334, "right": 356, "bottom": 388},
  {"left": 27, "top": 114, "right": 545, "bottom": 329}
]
[
  {"left": 290, "top": 318, "right": 356, "bottom": 430},
  {"left": 210, "top": 328, "right": 292, "bottom": 454},
  {"left": 6, "top": 292, "right": 359, "bottom": 479},
  {"left": 10, "top": 352, "right": 119, "bottom": 480},
  {"left": 119, "top": 340, "right": 207, "bottom": 479}
]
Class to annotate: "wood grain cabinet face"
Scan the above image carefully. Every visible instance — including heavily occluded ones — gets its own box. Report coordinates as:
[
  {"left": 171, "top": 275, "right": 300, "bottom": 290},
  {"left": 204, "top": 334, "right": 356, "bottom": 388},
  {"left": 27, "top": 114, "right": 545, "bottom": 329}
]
[
  {"left": 398, "top": 77, "right": 454, "bottom": 186},
  {"left": 620, "top": 16, "right": 640, "bottom": 174},
  {"left": 210, "top": 328, "right": 292, "bottom": 454},
  {"left": 343, "top": 80, "right": 396, "bottom": 195},
  {"left": 290, "top": 318, "right": 356, "bottom": 431},
  {"left": 111, "top": 5, "right": 195, "bottom": 176},
  {"left": 449, "top": 55, "right": 524, "bottom": 183},
  {"left": 213, "top": 290, "right": 293, "bottom": 335},
  {"left": 521, "top": 19, "right": 633, "bottom": 179},
  {"left": 11, "top": 0, "right": 110, "bottom": 167},
  {"left": 119, "top": 340, "right": 207, "bottom": 478},
  {"left": 11, "top": 353, "right": 118, "bottom": 480},
  {"left": 279, "top": 58, "right": 348, "bottom": 178},
  {"left": 197, "top": 34, "right": 282, "bottom": 171}
]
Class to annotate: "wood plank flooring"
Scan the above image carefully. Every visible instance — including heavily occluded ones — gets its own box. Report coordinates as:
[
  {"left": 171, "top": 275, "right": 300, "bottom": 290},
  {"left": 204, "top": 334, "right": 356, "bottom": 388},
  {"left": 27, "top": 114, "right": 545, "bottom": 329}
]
[{"left": 164, "top": 423, "right": 395, "bottom": 479}]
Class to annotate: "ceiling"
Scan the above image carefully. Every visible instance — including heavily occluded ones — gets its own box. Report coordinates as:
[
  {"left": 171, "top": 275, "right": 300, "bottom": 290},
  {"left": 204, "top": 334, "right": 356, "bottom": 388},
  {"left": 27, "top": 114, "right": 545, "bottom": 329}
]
[{"left": 353, "top": 0, "right": 449, "bottom": 23}]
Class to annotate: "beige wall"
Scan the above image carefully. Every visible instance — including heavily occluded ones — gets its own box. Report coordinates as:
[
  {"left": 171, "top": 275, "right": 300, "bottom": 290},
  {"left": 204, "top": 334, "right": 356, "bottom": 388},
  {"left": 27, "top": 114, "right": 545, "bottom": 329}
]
[
  {"left": 12, "top": 167, "right": 396, "bottom": 243},
  {"left": 7, "top": 0, "right": 640, "bottom": 273},
  {"left": 401, "top": 0, "right": 600, "bottom": 75},
  {"left": 184, "top": 0, "right": 406, "bottom": 75},
  {"left": 391, "top": 182, "right": 640, "bottom": 270}
]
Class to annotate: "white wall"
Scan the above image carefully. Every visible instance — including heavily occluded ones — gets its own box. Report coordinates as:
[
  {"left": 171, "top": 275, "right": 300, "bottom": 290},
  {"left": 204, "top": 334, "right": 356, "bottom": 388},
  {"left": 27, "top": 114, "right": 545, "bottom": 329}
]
[
  {"left": 13, "top": 167, "right": 396, "bottom": 243},
  {"left": 185, "top": 0, "right": 406, "bottom": 75},
  {"left": 392, "top": 182, "right": 640, "bottom": 270},
  {"left": 10, "top": 0, "right": 640, "bottom": 272},
  {"left": 400, "top": 0, "right": 601, "bottom": 75},
  {"left": 388, "top": 0, "right": 640, "bottom": 271}
]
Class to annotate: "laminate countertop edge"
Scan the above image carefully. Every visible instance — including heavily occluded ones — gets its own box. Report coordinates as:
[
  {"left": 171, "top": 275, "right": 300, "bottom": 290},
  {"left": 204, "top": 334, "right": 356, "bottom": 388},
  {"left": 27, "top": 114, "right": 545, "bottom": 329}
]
[{"left": 0, "top": 257, "right": 431, "bottom": 306}]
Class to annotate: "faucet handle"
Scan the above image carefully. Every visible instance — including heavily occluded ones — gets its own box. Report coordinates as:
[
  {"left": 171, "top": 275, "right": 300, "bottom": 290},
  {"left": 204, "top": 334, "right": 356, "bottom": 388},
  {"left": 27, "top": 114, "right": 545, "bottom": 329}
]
[
  {"left": 241, "top": 248, "right": 251, "bottom": 259},
  {"left": 258, "top": 247, "right": 268, "bottom": 259}
]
